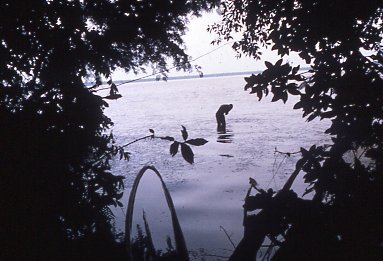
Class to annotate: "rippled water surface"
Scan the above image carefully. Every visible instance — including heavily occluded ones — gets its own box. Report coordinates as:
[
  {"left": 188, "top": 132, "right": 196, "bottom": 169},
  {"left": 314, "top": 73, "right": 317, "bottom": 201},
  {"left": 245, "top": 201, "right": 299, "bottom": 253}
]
[{"left": 104, "top": 75, "right": 331, "bottom": 259}]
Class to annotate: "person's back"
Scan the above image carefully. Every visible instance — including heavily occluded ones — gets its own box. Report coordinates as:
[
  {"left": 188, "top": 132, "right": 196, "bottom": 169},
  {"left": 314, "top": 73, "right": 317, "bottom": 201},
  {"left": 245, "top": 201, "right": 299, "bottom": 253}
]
[{"left": 216, "top": 104, "right": 233, "bottom": 116}]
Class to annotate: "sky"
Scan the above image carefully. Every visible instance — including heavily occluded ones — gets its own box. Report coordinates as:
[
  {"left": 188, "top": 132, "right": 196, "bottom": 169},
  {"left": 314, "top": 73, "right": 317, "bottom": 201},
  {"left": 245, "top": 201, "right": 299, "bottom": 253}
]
[
  {"left": 112, "top": 10, "right": 306, "bottom": 81},
  {"left": 181, "top": 11, "right": 259, "bottom": 75}
]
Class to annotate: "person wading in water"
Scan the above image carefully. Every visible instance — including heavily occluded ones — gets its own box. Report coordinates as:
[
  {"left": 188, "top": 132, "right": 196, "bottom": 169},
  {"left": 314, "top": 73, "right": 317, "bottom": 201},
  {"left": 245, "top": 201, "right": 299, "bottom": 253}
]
[
  {"left": 108, "top": 79, "right": 119, "bottom": 96},
  {"left": 104, "top": 79, "right": 122, "bottom": 100},
  {"left": 216, "top": 104, "right": 233, "bottom": 132}
]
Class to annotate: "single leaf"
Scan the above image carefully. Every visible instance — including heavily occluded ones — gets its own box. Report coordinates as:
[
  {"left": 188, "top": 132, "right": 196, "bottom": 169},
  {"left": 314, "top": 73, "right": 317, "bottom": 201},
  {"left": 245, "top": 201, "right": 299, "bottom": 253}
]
[
  {"left": 320, "top": 110, "right": 336, "bottom": 119},
  {"left": 186, "top": 138, "right": 208, "bottom": 146},
  {"left": 257, "top": 89, "right": 263, "bottom": 100},
  {"left": 170, "top": 142, "right": 179, "bottom": 156},
  {"left": 119, "top": 149, "right": 124, "bottom": 160},
  {"left": 306, "top": 112, "right": 318, "bottom": 122},
  {"left": 181, "top": 125, "right": 188, "bottom": 141},
  {"left": 281, "top": 91, "right": 288, "bottom": 103},
  {"left": 271, "top": 93, "right": 280, "bottom": 102},
  {"left": 265, "top": 61, "right": 274, "bottom": 69},
  {"left": 309, "top": 144, "right": 316, "bottom": 152},
  {"left": 244, "top": 83, "right": 253, "bottom": 90},
  {"left": 161, "top": 136, "right": 175, "bottom": 141},
  {"left": 293, "top": 101, "right": 303, "bottom": 109},
  {"left": 287, "top": 83, "right": 301, "bottom": 95},
  {"left": 181, "top": 143, "right": 194, "bottom": 164},
  {"left": 244, "top": 74, "right": 255, "bottom": 83},
  {"left": 123, "top": 152, "right": 130, "bottom": 160},
  {"left": 292, "top": 65, "right": 300, "bottom": 75},
  {"left": 149, "top": 129, "right": 155, "bottom": 134},
  {"left": 275, "top": 59, "right": 283, "bottom": 67},
  {"left": 265, "top": 61, "right": 273, "bottom": 69},
  {"left": 288, "top": 88, "right": 301, "bottom": 95}
]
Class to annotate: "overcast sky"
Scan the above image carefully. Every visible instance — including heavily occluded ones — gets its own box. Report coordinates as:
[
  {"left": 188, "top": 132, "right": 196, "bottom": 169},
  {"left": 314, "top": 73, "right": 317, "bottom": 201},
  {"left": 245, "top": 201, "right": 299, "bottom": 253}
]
[
  {"left": 182, "top": 11, "right": 258, "bottom": 75},
  {"left": 112, "top": 11, "right": 305, "bottom": 81}
]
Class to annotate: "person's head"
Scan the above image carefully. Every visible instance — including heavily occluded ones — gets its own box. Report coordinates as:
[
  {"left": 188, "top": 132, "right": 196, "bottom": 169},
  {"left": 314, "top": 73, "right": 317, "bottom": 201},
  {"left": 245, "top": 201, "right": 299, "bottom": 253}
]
[{"left": 107, "top": 79, "right": 112, "bottom": 84}]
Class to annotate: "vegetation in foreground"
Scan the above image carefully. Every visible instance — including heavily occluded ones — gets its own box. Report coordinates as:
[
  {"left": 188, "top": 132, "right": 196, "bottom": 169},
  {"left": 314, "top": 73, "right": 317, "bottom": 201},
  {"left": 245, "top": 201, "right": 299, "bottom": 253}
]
[
  {"left": 0, "top": 1, "right": 218, "bottom": 259},
  {"left": 1, "top": 0, "right": 382, "bottom": 260},
  {"left": 210, "top": 1, "right": 383, "bottom": 259}
]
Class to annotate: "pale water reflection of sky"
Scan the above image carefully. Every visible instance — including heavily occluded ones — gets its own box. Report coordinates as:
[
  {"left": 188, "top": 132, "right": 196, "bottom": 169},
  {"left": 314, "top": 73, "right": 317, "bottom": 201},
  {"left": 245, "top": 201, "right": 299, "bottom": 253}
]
[{"left": 112, "top": 11, "right": 307, "bottom": 81}]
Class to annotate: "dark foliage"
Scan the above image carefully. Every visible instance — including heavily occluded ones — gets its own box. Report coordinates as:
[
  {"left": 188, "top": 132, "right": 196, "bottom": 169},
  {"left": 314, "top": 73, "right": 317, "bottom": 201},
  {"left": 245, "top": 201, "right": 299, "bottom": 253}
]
[
  {"left": 131, "top": 224, "right": 179, "bottom": 261},
  {"left": 0, "top": 0, "right": 218, "bottom": 259},
  {"left": 211, "top": 0, "right": 383, "bottom": 260}
]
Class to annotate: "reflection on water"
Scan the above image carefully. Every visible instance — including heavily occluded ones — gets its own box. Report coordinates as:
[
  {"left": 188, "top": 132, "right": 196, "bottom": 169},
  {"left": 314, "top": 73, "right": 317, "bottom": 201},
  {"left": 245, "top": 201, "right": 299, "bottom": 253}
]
[
  {"left": 219, "top": 154, "right": 234, "bottom": 158},
  {"left": 217, "top": 128, "right": 233, "bottom": 144}
]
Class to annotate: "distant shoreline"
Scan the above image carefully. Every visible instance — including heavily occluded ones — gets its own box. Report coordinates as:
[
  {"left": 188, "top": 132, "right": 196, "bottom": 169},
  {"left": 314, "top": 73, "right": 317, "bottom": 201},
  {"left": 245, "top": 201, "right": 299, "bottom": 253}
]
[
  {"left": 113, "top": 70, "right": 259, "bottom": 85},
  {"left": 87, "top": 67, "right": 311, "bottom": 86}
]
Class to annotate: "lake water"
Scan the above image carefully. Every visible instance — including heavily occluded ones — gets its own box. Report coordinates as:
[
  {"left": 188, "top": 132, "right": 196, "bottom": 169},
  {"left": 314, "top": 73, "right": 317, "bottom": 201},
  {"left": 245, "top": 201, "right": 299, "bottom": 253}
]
[{"left": 104, "top": 75, "right": 331, "bottom": 260}]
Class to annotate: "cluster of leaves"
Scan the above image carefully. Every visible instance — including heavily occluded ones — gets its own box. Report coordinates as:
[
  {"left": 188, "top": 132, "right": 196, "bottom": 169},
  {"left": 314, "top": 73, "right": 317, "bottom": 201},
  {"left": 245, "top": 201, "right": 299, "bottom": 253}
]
[
  {"left": 0, "top": 0, "right": 219, "bottom": 259},
  {"left": 168, "top": 125, "right": 208, "bottom": 164},
  {"left": 244, "top": 59, "right": 303, "bottom": 103},
  {"left": 108, "top": 126, "right": 208, "bottom": 165},
  {"left": 212, "top": 0, "right": 383, "bottom": 259}
]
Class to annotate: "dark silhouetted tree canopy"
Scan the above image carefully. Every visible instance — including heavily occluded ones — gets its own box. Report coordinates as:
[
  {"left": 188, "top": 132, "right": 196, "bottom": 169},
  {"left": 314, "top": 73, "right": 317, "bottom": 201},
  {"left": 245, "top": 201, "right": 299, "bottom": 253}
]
[
  {"left": 211, "top": 0, "right": 383, "bottom": 260},
  {"left": 0, "top": 0, "right": 218, "bottom": 259}
]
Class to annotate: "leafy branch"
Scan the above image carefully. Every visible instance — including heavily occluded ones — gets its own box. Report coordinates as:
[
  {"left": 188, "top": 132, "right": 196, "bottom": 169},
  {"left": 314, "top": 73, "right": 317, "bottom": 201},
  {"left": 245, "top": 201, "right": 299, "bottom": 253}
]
[{"left": 109, "top": 126, "right": 208, "bottom": 164}]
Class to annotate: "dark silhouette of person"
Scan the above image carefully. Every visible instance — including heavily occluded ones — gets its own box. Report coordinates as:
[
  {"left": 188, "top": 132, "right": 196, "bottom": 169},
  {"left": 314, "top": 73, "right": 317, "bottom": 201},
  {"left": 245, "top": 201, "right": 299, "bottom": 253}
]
[
  {"left": 216, "top": 104, "right": 233, "bottom": 131},
  {"left": 107, "top": 79, "right": 119, "bottom": 96}
]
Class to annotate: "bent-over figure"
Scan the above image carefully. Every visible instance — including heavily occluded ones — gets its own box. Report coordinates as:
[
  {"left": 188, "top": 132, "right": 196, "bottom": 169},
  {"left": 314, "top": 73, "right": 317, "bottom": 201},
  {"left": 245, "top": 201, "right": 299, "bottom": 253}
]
[
  {"left": 216, "top": 104, "right": 233, "bottom": 131},
  {"left": 107, "top": 79, "right": 119, "bottom": 96}
]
